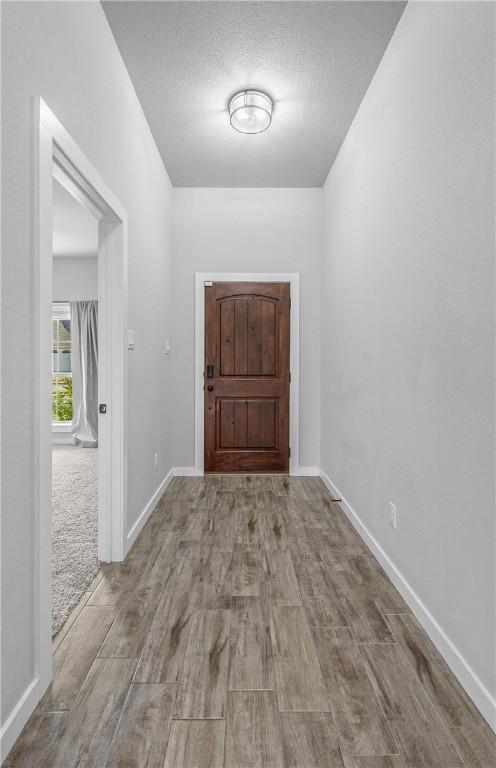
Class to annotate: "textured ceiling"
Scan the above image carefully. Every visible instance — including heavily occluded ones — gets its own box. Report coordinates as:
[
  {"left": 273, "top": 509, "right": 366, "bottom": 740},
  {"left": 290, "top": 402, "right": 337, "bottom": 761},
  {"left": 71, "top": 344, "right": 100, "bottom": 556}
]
[
  {"left": 53, "top": 179, "right": 98, "bottom": 258},
  {"left": 103, "top": 1, "right": 406, "bottom": 187}
]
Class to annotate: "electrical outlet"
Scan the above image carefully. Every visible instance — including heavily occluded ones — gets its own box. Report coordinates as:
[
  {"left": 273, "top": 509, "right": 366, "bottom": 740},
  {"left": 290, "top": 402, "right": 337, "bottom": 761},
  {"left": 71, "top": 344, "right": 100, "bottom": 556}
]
[
  {"left": 389, "top": 502, "right": 397, "bottom": 530},
  {"left": 153, "top": 451, "right": 159, "bottom": 471}
]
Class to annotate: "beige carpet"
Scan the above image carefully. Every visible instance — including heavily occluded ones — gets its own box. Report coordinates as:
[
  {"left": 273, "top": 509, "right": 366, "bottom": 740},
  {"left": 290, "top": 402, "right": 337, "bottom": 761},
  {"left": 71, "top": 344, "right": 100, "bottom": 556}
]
[{"left": 52, "top": 445, "right": 99, "bottom": 636}]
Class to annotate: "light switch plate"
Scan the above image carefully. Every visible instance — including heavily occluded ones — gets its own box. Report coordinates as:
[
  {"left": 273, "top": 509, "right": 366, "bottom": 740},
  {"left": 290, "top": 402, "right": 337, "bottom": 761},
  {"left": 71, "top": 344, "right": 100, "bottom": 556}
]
[
  {"left": 127, "top": 330, "right": 135, "bottom": 351},
  {"left": 389, "top": 502, "right": 397, "bottom": 529},
  {"left": 164, "top": 339, "right": 171, "bottom": 355}
]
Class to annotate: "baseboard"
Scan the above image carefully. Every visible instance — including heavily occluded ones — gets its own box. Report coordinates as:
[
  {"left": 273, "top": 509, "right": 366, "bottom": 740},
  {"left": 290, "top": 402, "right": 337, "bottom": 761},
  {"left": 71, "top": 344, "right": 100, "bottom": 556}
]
[
  {"left": 0, "top": 677, "right": 39, "bottom": 764},
  {"left": 292, "top": 466, "right": 320, "bottom": 476},
  {"left": 125, "top": 467, "right": 175, "bottom": 551},
  {"left": 319, "top": 467, "right": 496, "bottom": 732}
]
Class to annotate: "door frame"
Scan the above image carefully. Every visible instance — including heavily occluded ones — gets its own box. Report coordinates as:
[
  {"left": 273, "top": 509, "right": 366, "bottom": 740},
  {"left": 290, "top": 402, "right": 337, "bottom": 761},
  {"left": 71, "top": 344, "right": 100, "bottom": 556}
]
[
  {"left": 195, "top": 273, "right": 299, "bottom": 475},
  {"left": 36, "top": 98, "right": 128, "bottom": 694}
]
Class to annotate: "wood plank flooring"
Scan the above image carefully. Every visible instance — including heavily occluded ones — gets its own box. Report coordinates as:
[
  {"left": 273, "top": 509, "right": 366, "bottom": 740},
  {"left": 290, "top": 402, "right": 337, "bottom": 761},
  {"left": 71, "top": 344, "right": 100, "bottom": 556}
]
[{"left": 5, "top": 475, "right": 495, "bottom": 767}]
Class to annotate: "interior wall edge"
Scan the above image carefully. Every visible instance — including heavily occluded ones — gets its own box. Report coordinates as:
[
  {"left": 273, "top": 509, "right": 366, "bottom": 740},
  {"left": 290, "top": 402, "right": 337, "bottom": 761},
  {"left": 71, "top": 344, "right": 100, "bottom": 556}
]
[{"left": 319, "top": 466, "right": 496, "bottom": 732}]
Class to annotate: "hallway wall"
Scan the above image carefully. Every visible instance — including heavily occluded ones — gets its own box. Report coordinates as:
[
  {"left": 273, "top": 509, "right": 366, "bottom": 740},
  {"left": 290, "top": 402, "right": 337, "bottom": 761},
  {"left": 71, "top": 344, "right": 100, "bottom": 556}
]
[
  {"left": 1, "top": 0, "right": 174, "bottom": 736},
  {"left": 53, "top": 257, "right": 98, "bottom": 302},
  {"left": 321, "top": 0, "right": 495, "bottom": 720},
  {"left": 171, "top": 187, "right": 323, "bottom": 471}
]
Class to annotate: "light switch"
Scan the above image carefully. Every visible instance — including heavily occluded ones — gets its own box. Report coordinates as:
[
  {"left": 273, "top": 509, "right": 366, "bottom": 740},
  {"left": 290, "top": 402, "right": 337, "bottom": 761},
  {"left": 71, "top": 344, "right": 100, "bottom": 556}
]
[
  {"left": 127, "top": 330, "right": 135, "bottom": 351},
  {"left": 164, "top": 339, "right": 171, "bottom": 355}
]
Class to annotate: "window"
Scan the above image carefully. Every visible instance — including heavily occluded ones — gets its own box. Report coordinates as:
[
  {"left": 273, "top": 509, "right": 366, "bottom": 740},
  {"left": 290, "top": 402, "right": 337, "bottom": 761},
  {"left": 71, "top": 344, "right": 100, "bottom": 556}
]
[{"left": 52, "top": 302, "right": 73, "bottom": 423}]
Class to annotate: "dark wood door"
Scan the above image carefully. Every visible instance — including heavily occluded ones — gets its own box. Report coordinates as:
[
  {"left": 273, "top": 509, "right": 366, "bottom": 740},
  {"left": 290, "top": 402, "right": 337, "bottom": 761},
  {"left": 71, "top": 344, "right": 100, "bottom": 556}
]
[{"left": 204, "top": 282, "right": 290, "bottom": 473}]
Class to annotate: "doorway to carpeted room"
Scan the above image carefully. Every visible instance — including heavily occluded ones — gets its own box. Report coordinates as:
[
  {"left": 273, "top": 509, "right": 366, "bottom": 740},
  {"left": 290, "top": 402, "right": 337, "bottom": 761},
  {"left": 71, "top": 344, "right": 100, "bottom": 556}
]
[
  {"left": 51, "top": 445, "right": 99, "bottom": 636},
  {"left": 51, "top": 179, "right": 101, "bottom": 638}
]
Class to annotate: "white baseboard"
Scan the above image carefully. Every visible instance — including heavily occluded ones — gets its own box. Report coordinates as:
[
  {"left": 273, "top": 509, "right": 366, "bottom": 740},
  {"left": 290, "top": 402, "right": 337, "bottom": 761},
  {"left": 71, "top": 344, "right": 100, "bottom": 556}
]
[
  {"left": 292, "top": 466, "right": 320, "bottom": 476},
  {"left": 125, "top": 467, "right": 175, "bottom": 552},
  {"left": 319, "top": 467, "right": 496, "bottom": 732},
  {"left": 175, "top": 467, "right": 204, "bottom": 477},
  {"left": 0, "top": 677, "right": 39, "bottom": 763}
]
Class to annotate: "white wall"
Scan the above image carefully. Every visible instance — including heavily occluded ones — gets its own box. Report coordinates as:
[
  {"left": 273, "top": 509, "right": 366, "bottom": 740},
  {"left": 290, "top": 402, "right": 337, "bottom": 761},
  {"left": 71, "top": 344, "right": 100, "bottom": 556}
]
[
  {"left": 171, "top": 188, "right": 323, "bottom": 470},
  {"left": 1, "top": 0, "right": 174, "bottom": 742},
  {"left": 53, "top": 257, "right": 98, "bottom": 302},
  {"left": 321, "top": 0, "right": 495, "bottom": 722}
]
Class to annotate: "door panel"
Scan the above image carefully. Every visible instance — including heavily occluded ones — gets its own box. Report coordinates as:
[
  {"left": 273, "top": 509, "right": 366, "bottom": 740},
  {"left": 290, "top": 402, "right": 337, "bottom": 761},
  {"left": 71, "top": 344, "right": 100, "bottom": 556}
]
[
  {"left": 217, "top": 399, "right": 278, "bottom": 450},
  {"left": 218, "top": 297, "right": 277, "bottom": 377},
  {"left": 205, "top": 283, "right": 290, "bottom": 472}
]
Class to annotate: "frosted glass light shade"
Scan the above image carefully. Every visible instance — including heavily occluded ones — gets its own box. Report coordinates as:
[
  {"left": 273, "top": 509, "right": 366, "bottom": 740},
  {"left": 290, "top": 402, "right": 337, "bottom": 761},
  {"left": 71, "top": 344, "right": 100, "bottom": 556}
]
[{"left": 229, "top": 90, "right": 272, "bottom": 134}]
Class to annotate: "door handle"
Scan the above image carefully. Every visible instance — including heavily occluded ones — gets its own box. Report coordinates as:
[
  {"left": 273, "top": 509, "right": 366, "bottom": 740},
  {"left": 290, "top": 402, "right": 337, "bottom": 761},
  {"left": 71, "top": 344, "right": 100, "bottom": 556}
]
[
  {"left": 206, "top": 364, "right": 214, "bottom": 379},
  {"left": 207, "top": 385, "right": 214, "bottom": 392}
]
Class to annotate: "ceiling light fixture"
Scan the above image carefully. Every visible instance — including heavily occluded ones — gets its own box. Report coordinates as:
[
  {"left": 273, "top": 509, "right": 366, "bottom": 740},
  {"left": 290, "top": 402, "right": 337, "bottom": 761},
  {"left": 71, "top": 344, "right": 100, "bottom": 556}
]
[{"left": 229, "top": 90, "right": 272, "bottom": 134}]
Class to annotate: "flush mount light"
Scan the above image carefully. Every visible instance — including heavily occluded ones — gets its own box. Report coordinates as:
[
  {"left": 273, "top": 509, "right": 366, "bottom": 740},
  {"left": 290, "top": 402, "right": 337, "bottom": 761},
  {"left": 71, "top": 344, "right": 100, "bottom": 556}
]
[{"left": 229, "top": 90, "right": 272, "bottom": 134}]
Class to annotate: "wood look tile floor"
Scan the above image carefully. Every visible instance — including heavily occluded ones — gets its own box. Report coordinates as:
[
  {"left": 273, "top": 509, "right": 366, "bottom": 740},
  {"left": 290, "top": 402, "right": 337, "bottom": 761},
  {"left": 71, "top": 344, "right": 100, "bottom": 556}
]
[{"left": 5, "top": 476, "right": 495, "bottom": 767}]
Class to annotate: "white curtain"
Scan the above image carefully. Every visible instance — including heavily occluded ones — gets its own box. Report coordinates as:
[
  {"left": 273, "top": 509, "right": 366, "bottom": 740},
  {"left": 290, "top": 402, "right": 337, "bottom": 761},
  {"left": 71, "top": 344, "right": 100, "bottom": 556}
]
[{"left": 71, "top": 301, "right": 98, "bottom": 447}]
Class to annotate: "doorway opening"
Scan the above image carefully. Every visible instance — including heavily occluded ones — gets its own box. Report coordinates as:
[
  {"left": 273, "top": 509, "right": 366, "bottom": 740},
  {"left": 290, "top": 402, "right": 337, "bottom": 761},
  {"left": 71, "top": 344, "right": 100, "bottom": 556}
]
[
  {"left": 51, "top": 178, "right": 100, "bottom": 636},
  {"left": 36, "top": 99, "right": 128, "bottom": 693}
]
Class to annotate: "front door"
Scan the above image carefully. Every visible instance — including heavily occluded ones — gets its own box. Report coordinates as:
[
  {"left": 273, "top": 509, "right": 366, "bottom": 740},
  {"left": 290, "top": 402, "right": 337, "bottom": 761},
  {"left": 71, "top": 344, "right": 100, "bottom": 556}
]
[{"left": 204, "top": 282, "right": 290, "bottom": 472}]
